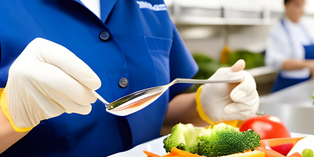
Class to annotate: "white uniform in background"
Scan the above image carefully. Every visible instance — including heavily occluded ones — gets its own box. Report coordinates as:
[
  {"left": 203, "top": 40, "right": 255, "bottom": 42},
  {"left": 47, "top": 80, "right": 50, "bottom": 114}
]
[{"left": 265, "top": 17, "right": 313, "bottom": 79}]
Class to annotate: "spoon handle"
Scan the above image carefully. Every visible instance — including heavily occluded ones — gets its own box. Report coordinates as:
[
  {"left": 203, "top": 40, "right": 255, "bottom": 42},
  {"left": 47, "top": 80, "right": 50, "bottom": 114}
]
[
  {"left": 174, "top": 78, "right": 243, "bottom": 84},
  {"left": 91, "top": 90, "right": 109, "bottom": 107}
]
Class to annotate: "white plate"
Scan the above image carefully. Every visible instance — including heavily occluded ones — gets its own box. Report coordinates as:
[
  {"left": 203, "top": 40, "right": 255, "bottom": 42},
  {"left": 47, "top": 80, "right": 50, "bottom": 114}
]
[
  {"left": 109, "top": 133, "right": 313, "bottom": 157},
  {"left": 108, "top": 135, "right": 167, "bottom": 157}
]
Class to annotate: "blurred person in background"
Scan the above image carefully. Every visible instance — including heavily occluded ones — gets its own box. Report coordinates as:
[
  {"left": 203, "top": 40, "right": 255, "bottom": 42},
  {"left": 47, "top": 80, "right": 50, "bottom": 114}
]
[{"left": 265, "top": 0, "right": 314, "bottom": 92}]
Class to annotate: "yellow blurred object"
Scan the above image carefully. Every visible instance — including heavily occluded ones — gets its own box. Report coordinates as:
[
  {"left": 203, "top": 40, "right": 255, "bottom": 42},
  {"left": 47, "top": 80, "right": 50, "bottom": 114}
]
[
  {"left": 236, "top": 120, "right": 246, "bottom": 128},
  {"left": 195, "top": 85, "right": 239, "bottom": 128},
  {"left": 220, "top": 45, "right": 231, "bottom": 64}
]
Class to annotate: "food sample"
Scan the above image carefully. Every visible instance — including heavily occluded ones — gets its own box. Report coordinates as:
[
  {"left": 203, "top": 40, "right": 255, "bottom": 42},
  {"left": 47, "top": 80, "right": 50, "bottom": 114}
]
[{"left": 163, "top": 123, "right": 261, "bottom": 157}]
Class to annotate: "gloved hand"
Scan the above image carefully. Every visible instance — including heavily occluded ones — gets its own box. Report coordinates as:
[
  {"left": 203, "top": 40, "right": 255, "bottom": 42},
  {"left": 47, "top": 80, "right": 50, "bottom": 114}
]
[
  {"left": 196, "top": 59, "right": 259, "bottom": 125},
  {"left": 0, "top": 38, "right": 101, "bottom": 132}
]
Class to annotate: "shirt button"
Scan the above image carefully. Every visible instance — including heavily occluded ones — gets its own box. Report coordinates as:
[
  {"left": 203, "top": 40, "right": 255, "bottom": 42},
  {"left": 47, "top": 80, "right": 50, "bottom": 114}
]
[
  {"left": 99, "top": 31, "right": 110, "bottom": 41},
  {"left": 118, "top": 77, "right": 129, "bottom": 88}
]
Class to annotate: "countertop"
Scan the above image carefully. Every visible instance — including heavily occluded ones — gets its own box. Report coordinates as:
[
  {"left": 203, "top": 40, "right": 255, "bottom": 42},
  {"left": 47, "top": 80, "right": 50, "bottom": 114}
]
[{"left": 259, "top": 79, "right": 314, "bottom": 134}]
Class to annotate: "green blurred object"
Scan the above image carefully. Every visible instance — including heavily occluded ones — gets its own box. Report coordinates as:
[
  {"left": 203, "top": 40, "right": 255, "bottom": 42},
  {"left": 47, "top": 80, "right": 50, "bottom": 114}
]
[
  {"left": 184, "top": 51, "right": 265, "bottom": 93},
  {"left": 227, "top": 50, "right": 265, "bottom": 69},
  {"left": 192, "top": 53, "right": 227, "bottom": 79},
  {"left": 181, "top": 53, "right": 226, "bottom": 93}
]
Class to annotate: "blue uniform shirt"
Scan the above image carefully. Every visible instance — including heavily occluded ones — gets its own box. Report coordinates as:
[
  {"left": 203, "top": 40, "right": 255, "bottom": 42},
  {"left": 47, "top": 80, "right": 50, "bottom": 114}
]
[{"left": 0, "top": 0, "right": 198, "bottom": 156}]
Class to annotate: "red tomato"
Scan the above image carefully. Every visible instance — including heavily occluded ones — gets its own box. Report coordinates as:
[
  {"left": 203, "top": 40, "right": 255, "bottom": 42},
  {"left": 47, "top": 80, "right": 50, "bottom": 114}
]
[
  {"left": 239, "top": 115, "right": 291, "bottom": 140},
  {"left": 270, "top": 143, "right": 294, "bottom": 156}
]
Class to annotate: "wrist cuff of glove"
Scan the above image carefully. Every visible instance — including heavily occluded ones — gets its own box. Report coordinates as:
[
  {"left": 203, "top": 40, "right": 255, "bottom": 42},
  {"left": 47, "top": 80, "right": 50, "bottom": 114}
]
[
  {"left": 195, "top": 85, "right": 239, "bottom": 127},
  {"left": 195, "top": 85, "right": 217, "bottom": 125},
  {"left": 0, "top": 89, "right": 34, "bottom": 132}
]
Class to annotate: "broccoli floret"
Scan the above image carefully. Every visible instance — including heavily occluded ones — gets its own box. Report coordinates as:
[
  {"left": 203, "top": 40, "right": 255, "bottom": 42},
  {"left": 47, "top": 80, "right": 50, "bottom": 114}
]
[
  {"left": 197, "top": 123, "right": 260, "bottom": 157},
  {"left": 163, "top": 123, "right": 260, "bottom": 157},
  {"left": 241, "top": 129, "right": 261, "bottom": 150},
  {"left": 163, "top": 123, "right": 200, "bottom": 154}
]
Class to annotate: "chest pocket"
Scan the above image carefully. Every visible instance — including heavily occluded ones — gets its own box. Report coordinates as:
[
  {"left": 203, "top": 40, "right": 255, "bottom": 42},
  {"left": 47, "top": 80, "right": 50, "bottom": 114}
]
[{"left": 145, "top": 36, "right": 173, "bottom": 85}]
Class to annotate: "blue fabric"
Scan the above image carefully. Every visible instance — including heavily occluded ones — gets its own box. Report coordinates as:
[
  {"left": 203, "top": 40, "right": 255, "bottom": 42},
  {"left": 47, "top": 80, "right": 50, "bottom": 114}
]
[
  {"left": 0, "top": 0, "right": 198, "bottom": 156},
  {"left": 304, "top": 44, "right": 314, "bottom": 59},
  {"left": 271, "top": 73, "right": 311, "bottom": 93},
  {"left": 271, "top": 20, "right": 314, "bottom": 93}
]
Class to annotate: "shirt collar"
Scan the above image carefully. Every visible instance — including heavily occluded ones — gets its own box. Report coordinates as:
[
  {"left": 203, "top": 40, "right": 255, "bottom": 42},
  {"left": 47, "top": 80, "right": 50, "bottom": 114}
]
[
  {"left": 67, "top": 0, "right": 117, "bottom": 23},
  {"left": 100, "top": 0, "right": 117, "bottom": 23},
  {"left": 284, "top": 16, "right": 303, "bottom": 28}
]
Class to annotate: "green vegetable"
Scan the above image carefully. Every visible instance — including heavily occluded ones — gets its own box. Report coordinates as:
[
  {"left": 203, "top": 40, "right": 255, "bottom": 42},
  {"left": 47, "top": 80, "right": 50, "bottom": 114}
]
[
  {"left": 163, "top": 123, "right": 200, "bottom": 154},
  {"left": 192, "top": 51, "right": 265, "bottom": 80},
  {"left": 312, "top": 93, "right": 314, "bottom": 105},
  {"left": 227, "top": 50, "right": 265, "bottom": 69},
  {"left": 163, "top": 123, "right": 261, "bottom": 157},
  {"left": 302, "top": 148, "right": 314, "bottom": 157},
  {"left": 192, "top": 53, "right": 227, "bottom": 79},
  {"left": 192, "top": 53, "right": 215, "bottom": 64},
  {"left": 197, "top": 124, "right": 260, "bottom": 157}
]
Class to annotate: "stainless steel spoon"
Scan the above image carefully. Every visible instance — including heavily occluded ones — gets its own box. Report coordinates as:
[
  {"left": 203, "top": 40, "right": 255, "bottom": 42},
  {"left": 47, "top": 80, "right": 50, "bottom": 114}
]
[{"left": 92, "top": 78, "right": 243, "bottom": 116}]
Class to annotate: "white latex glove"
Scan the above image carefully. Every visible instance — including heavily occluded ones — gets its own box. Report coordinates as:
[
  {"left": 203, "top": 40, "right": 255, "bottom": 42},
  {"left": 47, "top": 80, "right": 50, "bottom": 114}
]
[
  {"left": 198, "top": 59, "right": 259, "bottom": 123},
  {"left": 1, "top": 38, "right": 101, "bottom": 132}
]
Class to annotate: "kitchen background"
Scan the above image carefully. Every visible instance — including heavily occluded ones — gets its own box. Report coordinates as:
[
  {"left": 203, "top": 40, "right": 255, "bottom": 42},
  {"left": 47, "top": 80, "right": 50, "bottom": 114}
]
[{"left": 164, "top": 0, "right": 314, "bottom": 96}]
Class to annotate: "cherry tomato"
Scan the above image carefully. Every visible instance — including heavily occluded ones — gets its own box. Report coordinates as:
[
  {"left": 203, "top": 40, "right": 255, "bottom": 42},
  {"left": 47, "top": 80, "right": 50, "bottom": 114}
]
[{"left": 239, "top": 115, "right": 291, "bottom": 140}]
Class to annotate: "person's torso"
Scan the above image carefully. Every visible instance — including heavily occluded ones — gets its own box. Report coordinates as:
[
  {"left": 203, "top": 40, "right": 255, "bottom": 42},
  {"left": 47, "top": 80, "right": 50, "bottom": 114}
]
[
  {"left": 271, "top": 19, "right": 314, "bottom": 92},
  {"left": 278, "top": 18, "right": 314, "bottom": 79},
  {"left": 0, "top": 0, "right": 175, "bottom": 156},
  {"left": 284, "top": 18, "right": 313, "bottom": 46}
]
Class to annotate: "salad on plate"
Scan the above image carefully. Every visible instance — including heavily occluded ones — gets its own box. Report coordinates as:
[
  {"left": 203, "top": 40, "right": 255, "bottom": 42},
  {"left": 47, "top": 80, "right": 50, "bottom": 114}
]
[{"left": 109, "top": 115, "right": 314, "bottom": 157}]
